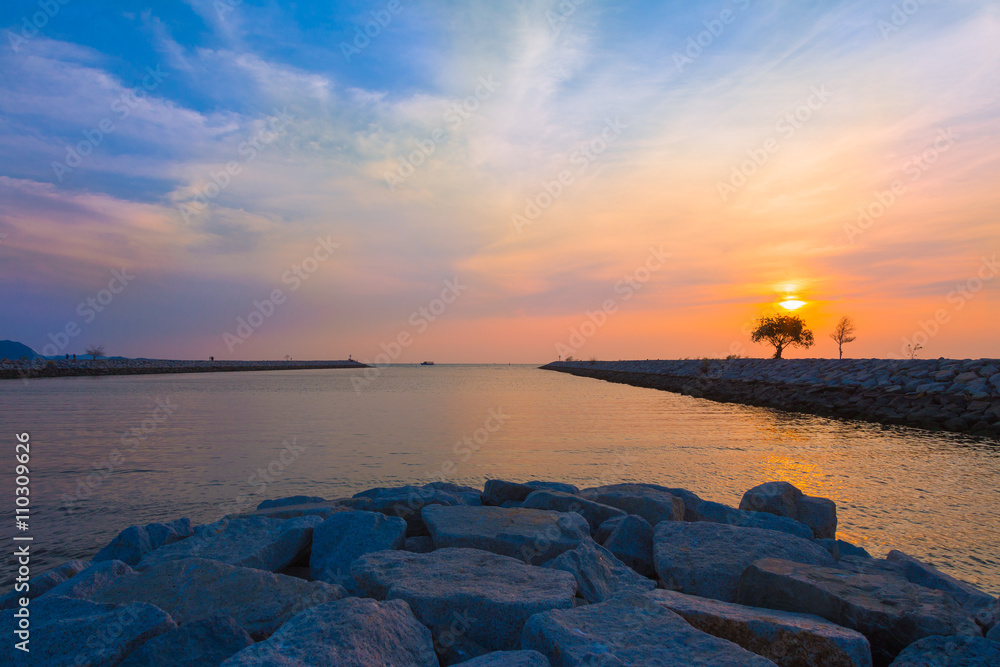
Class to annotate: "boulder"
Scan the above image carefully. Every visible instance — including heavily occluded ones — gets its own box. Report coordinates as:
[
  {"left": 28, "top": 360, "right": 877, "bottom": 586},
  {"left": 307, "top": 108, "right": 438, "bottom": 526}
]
[
  {"left": 594, "top": 515, "right": 626, "bottom": 544},
  {"left": 545, "top": 540, "right": 655, "bottom": 603},
  {"left": 139, "top": 515, "right": 322, "bottom": 572},
  {"left": 351, "top": 547, "right": 577, "bottom": 660},
  {"left": 94, "top": 518, "right": 193, "bottom": 566},
  {"left": 521, "top": 593, "right": 778, "bottom": 666},
  {"left": 886, "top": 550, "right": 1000, "bottom": 631},
  {"left": 0, "top": 559, "right": 89, "bottom": 609},
  {"left": 404, "top": 536, "right": 437, "bottom": 553},
  {"left": 739, "top": 481, "right": 837, "bottom": 539},
  {"left": 119, "top": 615, "right": 253, "bottom": 666},
  {"left": 483, "top": 480, "right": 538, "bottom": 506},
  {"left": 309, "top": 510, "right": 407, "bottom": 591},
  {"left": 257, "top": 496, "right": 326, "bottom": 509},
  {"left": 654, "top": 521, "right": 835, "bottom": 602},
  {"left": 816, "top": 539, "right": 872, "bottom": 561},
  {"left": 521, "top": 489, "right": 626, "bottom": 532},
  {"left": 423, "top": 505, "right": 591, "bottom": 565},
  {"left": 0, "top": 595, "right": 175, "bottom": 667},
  {"left": 603, "top": 514, "right": 656, "bottom": 578},
  {"left": 354, "top": 484, "right": 481, "bottom": 536},
  {"left": 579, "top": 484, "right": 685, "bottom": 526},
  {"left": 220, "top": 598, "right": 438, "bottom": 666},
  {"left": 45, "top": 557, "right": 346, "bottom": 639},
  {"left": 647, "top": 589, "right": 872, "bottom": 667},
  {"left": 738, "top": 558, "right": 982, "bottom": 664},
  {"left": 889, "top": 635, "right": 1000, "bottom": 666},
  {"left": 234, "top": 500, "right": 350, "bottom": 521},
  {"left": 694, "top": 501, "right": 814, "bottom": 539},
  {"left": 527, "top": 481, "right": 580, "bottom": 494},
  {"left": 455, "top": 650, "right": 551, "bottom": 666}
]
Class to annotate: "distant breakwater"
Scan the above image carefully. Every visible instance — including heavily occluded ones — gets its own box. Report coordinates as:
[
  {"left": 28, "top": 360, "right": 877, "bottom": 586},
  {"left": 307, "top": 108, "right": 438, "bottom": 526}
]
[
  {"left": 0, "top": 358, "right": 367, "bottom": 380},
  {"left": 542, "top": 359, "right": 1000, "bottom": 438}
]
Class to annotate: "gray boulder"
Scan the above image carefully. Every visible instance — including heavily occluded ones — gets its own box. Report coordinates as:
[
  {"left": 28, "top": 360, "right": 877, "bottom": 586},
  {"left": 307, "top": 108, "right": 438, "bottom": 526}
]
[
  {"left": 889, "top": 635, "right": 1000, "bottom": 666},
  {"left": 310, "top": 510, "right": 406, "bottom": 591},
  {"left": 988, "top": 623, "right": 1000, "bottom": 642},
  {"left": 521, "top": 489, "right": 625, "bottom": 532},
  {"left": 483, "top": 479, "right": 539, "bottom": 506},
  {"left": 0, "top": 559, "right": 90, "bottom": 609},
  {"left": 522, "top": 593, "right": 777, "bottom": 666},
  {"left": 886, "top": 550, "right": 1000, "bottom": 631},
  {"left": 527, "top": 481, "right": 580, "bottom": 494},
  {"left": 94, "top": 518, "right": 193, "bottom": 566},
  {"left": 739, "top": 481, "right": 837, "bottom": 539},
  {"left": 647, "top": 589, "right": 872, "bottom": 667},
  {"left": 455, "top": 650, "right": 551, "bottom": 666},
  {"left": 423, "top": 504, "right": 591, "bottom": 565},
  {"left": 119, "top": 615, "right": 253, "bottom": 666},
  {"left": 594, "top": 515, "right": 626, "bottom": 544},
  {"left": 738, "top": 558, "right": 982, "bottom": 664},
  {"left": 45, "top": 557, "right": 345, "bottom": 639},
  {"left": 0, "top": 595, "right": 175, "bottom": 667},
  {"left": 234, "top": 500, "right": 349, "bottom": 521},
  {"left": 220, "top": 598, "right": 438, "bottom": 666},
  {"left": 654, "top": 521, "right": 835, "bottom": 602},
  {"left": 603, "top": 514, "right": 655, "bottom": 578},
  {"left": 695, "top": 501, "right": 814, "bottom": 539},
  {"left": 579, "top": 484, "right": 685, "bottom": 525},
  {"left": 257, "top": 496, "right": 326, "bottom": 509},
  {"left": 352, "top": 547, "right": 577, "bottom": 659},
  {"left": 139, "top": 515, "right": 321, "bottom": 572},
  {"left": 354, "top": 483, "right": 481, "bottom": 536},
  {"left": 404, "top": 536, "right": 436, "bottom": 553},
  {"left": 816, "top": 538, "right": 872, "bottom": 561},
  {"left": 545, "top": 540, "right": 655, "bottom": 603}
]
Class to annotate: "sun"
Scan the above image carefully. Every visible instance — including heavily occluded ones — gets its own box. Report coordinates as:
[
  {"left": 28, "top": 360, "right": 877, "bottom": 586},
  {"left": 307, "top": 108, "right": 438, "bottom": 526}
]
[{"left": 779, "top": 298, "right": 807, "bottom": 310}]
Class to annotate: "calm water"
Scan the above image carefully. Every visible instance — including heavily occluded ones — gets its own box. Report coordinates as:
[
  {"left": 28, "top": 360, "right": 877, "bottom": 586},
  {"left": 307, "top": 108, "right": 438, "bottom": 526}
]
[{"left": 1, "top": 365, "right": 998, "bottom": 593}]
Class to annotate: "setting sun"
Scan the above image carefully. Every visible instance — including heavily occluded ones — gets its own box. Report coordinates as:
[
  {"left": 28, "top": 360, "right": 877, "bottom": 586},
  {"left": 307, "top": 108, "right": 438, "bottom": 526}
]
[{"left": 779, "top": 299, "right": 808, "bottom": 311}]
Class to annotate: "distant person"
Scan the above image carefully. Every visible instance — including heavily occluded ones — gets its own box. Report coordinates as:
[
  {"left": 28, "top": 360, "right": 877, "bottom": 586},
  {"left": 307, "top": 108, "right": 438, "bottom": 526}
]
[
  {"left": 210, "top": 356, "right": 214, "bottom": 361},
  {"left": 72, "top": 354, "right": 76, "bottom": 361},
  {"left": 65, "top": 354, "right": 69, "bottom": 360}
]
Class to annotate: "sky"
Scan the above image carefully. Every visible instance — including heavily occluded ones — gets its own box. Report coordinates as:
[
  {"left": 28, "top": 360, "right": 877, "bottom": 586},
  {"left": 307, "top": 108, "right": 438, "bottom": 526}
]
[{"left": 1, "top": 0, "right": 998, "bottom": 363}]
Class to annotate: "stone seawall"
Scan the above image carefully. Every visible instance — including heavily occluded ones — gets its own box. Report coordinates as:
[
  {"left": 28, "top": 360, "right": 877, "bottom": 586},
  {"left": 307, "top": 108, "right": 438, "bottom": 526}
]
[
  {"left": 542, "top": 358, "right": 1000, "bottom": 438},
  {"left": 0, "top": 358, "right": 367, "bottom": 380}
]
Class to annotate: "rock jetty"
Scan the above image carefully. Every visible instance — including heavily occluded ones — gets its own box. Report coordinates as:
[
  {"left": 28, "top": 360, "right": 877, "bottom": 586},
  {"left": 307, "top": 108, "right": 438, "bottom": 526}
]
[
  {"left": 4, "top": 479, "right": 998, "bottom": 666},
  {"left": 543, "top": 359, "right": 1000, "bottom": 438},
  {"left": 0, "top": 358, "right": 366, "bottom": 380}
]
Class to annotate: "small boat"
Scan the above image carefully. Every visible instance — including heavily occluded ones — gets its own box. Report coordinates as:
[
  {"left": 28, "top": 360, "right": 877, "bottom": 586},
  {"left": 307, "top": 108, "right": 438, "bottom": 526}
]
[{"left": 420, "top": 361, "right": 435, "bottom": 365}]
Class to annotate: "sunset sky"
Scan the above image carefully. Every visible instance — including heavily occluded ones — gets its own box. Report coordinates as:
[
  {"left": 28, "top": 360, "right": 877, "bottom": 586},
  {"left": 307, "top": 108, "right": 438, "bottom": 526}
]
[{"left": 1, "top": 0, "right": 998, "bottom": 362}]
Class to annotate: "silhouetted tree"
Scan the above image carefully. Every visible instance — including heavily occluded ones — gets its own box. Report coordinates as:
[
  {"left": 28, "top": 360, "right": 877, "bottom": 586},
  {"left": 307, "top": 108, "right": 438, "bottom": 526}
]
[
  {"left": 750, "top": 314, "right": 814, "bottom": 359},
  {"left": 85, "top": 345, "right": 105, "bottom": 360},
  {"left": 829, "top": 316, "right": 857, "bottom": 359}
]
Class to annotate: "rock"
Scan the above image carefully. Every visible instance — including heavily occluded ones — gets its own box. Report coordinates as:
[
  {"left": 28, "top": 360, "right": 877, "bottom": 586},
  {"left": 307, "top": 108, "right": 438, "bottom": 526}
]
[
  {"left": 139, "top": 515, "right": 322, "bottom": 572},
  {"left": 526, "top": 481, "right": 580, "bottom": 494},
  {"left": 119, "top": 615, "right": 253, "bottom": 666},
  {"left": 647, "top": 589, "right": 872, "bottom": 667},
  {"left": 423, "top": 504, "right": 591, "bottom": 565},
  {"left": 886, "top": 550, "right": 1000, "bottom": 632},
  {"left": 257, "top": 496, "right": 326, "bottom": 509},
  {"left": 234, "top": 500, "right": 349, "bottom": 521},
  {"left": 220, "top": 597, "right": 438, "bottom": 666},
  {"left": 0, "top": 559, "right": 90, "bottom": 609},
  {"left": 889, "top": 635, "right": 1000, "bottom": 666},
  {"left": 797, "top": 496, "right": 838, "bottom": 540},
  {"left": 695, "top": 500, "right": 814, "bottom": 539},
  {"left": 352, "top": 547, "right": 577, "bottom": 659},
  {"left": 654, "top": 521, "right": 835, "bottom": 602},
  {"left": 738, "top": 558, "right": 982, "bottom": 664},
  {"left": 483, "top": 479, "right": 538, "bottom": 506},
  {"left": 455, "top": 650, "right": 551, "bottom": 666},
  {"left": 94, "top": 518, "right": 193, "bottom": 566},
  {"left": 603, "top": 514, "right": 656, "bottom": 578},
  {"left": 816, "top": 539, "right": 872, "bottom": 561},
  {"left": 309, "top": 510, "right": 406, "bottom": 591},
  {"left": 595, "top": 515, "right": 626, "bottom": 543},
  {"left": 545, "top": 540, "right": 655, "bottom": 603},
  {"left": 45, "top": 557, "right": 346, "bottom": 639},
  {"left": 578, "top": 484, "right": 685, "bottom": 525},
  {"left": 0, "top": 595, "right": 175, "bottom": 667},
  {"left": 739, "top": 481, "right": 838, "bottom": 539},
  {"left": 404, "top": 536, "right": 436, "bottom": 553},
  {"left": 521, "top": 489, "right": 626, "bottom": 532},
  {"left": 522, "top": 593, "right": 778, "bottom": 666},
  {"left": 355, "top": 484, "right": 481, "bottom": 536}
]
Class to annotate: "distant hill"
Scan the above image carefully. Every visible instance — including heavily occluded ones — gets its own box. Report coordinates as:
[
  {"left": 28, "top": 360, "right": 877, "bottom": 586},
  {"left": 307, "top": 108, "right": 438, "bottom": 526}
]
[{"left": 0, "top": 340, "right": 39, "bottom": 360}]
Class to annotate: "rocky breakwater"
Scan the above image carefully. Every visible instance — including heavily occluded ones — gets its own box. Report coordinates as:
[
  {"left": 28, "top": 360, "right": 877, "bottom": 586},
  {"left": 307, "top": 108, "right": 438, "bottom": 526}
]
[
  {"left": 5, "top": 479, "right": 999, "bottom": 666},
  {"left": 542, "top": 358, "right": 1000, "bottom": 438},
  {"left": 0, "top": 358, "right": 367, "bottom": 380}
]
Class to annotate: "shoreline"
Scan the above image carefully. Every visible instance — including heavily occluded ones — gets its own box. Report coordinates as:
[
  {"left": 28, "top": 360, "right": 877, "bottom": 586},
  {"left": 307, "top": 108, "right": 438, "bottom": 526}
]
[
  {"left": 541, "top": 359, "right": 1000, "bottom": 439},
  {"left": 0, "top": 358, "right": 368, "bottom": 380}
]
